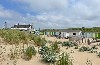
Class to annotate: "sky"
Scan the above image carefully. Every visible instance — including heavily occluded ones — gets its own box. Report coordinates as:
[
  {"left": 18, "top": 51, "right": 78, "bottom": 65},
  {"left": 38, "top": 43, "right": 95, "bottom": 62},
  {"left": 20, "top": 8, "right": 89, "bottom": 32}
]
[{"left": 0, "top": 0, "right": 100, "bottom": 29}]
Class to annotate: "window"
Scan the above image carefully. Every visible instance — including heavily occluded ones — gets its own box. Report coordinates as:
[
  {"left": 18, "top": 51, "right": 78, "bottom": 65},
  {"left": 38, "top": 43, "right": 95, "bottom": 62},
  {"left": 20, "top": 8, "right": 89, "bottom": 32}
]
[{"left": 73, "top": 33, "right": 76, "bottom": 35}]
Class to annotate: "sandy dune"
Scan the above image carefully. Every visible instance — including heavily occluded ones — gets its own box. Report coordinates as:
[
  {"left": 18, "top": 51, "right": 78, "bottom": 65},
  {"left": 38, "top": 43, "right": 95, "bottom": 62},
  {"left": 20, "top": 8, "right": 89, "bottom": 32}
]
[{"left": 0, "top": 35, "right": 100, "bottom": 65}]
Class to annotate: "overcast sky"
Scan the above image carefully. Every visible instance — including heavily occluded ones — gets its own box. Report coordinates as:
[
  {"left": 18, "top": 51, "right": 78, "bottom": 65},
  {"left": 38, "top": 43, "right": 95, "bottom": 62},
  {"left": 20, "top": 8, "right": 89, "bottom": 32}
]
[{"left": 0, "top": 0, "right": 100, "bottom": 29}]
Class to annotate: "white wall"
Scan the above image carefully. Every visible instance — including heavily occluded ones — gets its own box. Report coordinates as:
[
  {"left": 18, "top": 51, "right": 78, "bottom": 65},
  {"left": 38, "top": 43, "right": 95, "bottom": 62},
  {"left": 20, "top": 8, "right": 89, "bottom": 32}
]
[
  {"left": 60, "top": 31, "right": 82, "bottom": 38},
  {"left": 69, "top": 31, "right": 82, "bottom": 37},
  {"left": 55, "top": 32, "right": 60, "bottom": 35},
  {"left": 61, "top": 32, "right": 69, "bottom": 38},
  {"left": 11, "top": 28, "right": 28, "bottom": 30}
]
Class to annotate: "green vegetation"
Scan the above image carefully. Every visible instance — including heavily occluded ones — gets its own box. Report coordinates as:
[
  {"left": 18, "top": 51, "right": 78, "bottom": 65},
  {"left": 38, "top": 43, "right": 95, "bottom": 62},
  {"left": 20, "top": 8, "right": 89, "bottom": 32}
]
[
  {"left": 54, "top": 53, "right": 73, "bottom": 65},
  {"left": 39, "top": 42, "right": 73, "bottom": 64},
  {"left": 86, "top": 59, "right": 92, "bottom": 65},
  {"left": 1, "top": 29, "right": 100, "bottom": 65},
  {"left": 51, "top": 41, "right": 60, "bottom": 53},
  {"left": 62, "top": 42, "right": 77, "bottom": 47},
  {"left": 68, "top": 27, "right": 100, "bottom": 32},
  {"left": 98, "top": 52, "right": 100, "bottom": 58},
  {"left": 0, "top": 29, "right": 32, "bottom": 44},
  {"left": 38, "top": 46, "right": 49, "bottom": 55},
  {"left": 38, "top": 41, "right": 60, "bottom": 63},
  {"left": 74, "top": 46, "right": 78, "bottom": 49},
  {"left": 0, "top": 29, "right": 47, "bottom": 47},
  {"left": 91, "top": 45, "right": 98, "bottom": 50},
  {"left": 55, "top": 41, "right": 62, "bottom": 44},
  {"left": 41, "top": 27, "right": 100, "bottom": 32},
  {"left": 24, "top": 46, "right": 36, "bottom": 60},
  {"left": 79, "top": 46, "right": 91, "bottom": 52},
  {"left": 42, "top": 50, "right": 57, "bottom": 63},
  {"left": 79, "top": 46, "right": 98, "bottom": 53},
  {"left": 33, "top": 36, "right": 47, "bottom": 46},
  {"left": 39, "top": 45, "right": 57, "bottom": 63}
]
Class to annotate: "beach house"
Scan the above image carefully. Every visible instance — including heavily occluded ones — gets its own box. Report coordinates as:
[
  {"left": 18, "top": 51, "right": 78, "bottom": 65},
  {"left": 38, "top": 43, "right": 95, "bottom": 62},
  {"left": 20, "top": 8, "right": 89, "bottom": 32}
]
[
  {"left": 41, "top": 29, "right": 82, "bottom": 38},
  {"left": 11, "top": 23, "right": 35, "bottom": 33}
]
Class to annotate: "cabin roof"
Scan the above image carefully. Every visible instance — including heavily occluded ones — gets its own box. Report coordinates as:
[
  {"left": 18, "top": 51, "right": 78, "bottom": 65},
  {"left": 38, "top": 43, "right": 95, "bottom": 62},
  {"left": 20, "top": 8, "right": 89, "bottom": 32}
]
[
  {"left": 11, "top": 24, "right": 32, "bottom": 28},
  {"left": 59, "top": 30, "right": 81, "bottom": 32},
  {"left": 41, "top": 29, "right": 81, "bottom": 32}
]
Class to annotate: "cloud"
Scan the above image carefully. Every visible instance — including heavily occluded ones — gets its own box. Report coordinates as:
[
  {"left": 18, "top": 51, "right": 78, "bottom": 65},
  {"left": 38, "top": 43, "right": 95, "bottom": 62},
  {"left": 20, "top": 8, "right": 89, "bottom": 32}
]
[
  {"left": 12, "top": 0, "right": 96, "bottom": 20},
  {"left": 0, "top": 5, "right": 21, "bottom": 19},
  {"left": 13, "top": 0, "right": 69, "bottom": 13},
  {"left": 1, "top": 0, "right": 100, "bottom": 29}
]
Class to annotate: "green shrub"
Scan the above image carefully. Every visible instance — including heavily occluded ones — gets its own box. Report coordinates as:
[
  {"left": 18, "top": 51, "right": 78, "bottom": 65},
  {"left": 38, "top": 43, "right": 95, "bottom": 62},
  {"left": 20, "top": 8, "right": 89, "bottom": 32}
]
[
  {"left": 74, "top": 46, "right": 78, "bottom": 49},
  {"left": 89, "top": 49, "right": 94, "bottom": 53},
  {"left": 38, "top": 46, "right": 49, "bottom": 55},
  {"left": 98, "top": 52, "right": 100, "bottom": 58},
  {"left": 91, "top": 45, "right": 98, "bottom": 50},
  {"left": 56, "top": 41, "right": 62, "bottom": 44},
  {"left": 0, "top": 29, "right": 33, "bottom": 45},
  {"left": 51, "top": 42, "right": 60, "bottom": 53},
  {"left": 86, "top": 59, "right": 92, "bottom": 65},
  {"left": 42, "top": 50, "right": 57, "bottom": 63},
  {"left": 62, "top": 42, "right": 77, "bottom": 47},
  {"left": 79, "top": 46, "right": 91, "bottom": 52},
  {"left": 39, "top": 43, "right": 59, "bottom": 63},
  {"left": 55, "top": 53, "right": 73, "bottom": 65},
  {"left": 24, "top": 46, "right": 36, "bottom": 60},
  {"left": 33, "top": 36, "right": 46, "bottom": 46},
  {"left": 62, "top": 42, "right": 71, "bottom": 47},
  {"left": 48, "top": 40, "right": 53, "bottom": 44}
]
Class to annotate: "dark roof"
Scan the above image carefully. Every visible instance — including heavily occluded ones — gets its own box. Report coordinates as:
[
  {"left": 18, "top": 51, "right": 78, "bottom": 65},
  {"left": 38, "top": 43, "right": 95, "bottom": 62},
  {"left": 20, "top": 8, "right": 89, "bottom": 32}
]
[
  {"left": 11, "top": 24, "right": 32, "bottom": 28},
  {"left": 58, "top": 29, "right": 81, "bottom": 32},
  {"left": 41, "top": 29, "right": 81, "bottom": 32}
]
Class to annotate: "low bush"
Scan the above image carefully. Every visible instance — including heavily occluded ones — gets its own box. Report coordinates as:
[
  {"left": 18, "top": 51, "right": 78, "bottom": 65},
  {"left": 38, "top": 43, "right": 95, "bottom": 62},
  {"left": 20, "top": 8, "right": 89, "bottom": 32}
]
[
  {"left": 86, "top": 59, "right": 92, "bottom": 65},
  {"left": 38, "top": 46, "right": 49, "bottom": 55},
  {"left": 74, "top": 46, "right": 78, "bottom": 49},
  {"left": 79, "top": 46, "right": 91, "bottom": 52},
  {"left": 39, "top": 45, "right": 59, "bottom": 63},
  {"left": 98, "top": 52, "right": 100, "bottom": 58},
  {"left": 89, "top": 49, "right": 94, "bottom": 53},
  {"left": 91, "top": 45, "right": 98, "bottom": 50},
  {"left": 33, "top": 36, "right": 47, "bottom": 46},
  {"left": 62, "top": 42, "right": 71, "bottom": 47},
  {"left": 56, "top": 41, "right": 62, "bottom": 44},
  {"left": 54, "top": 53, "right": 73, "bottom": 65},
  {"left": 39, "top": 45, "right": 58, "bottom": 63},
  {"left": 24, "top": 46, "right": 36, "bottom": 60},
  {"left": 51, "top": 42, "right": 60, "bottom": 53},
  {"left": 62, "top": 42, "right": 77, "bottom": 47},
  {"left": 42, "top": 50, "right": 57, "bottom": 63},
  {"left": 0, "top": 29, "right": 34, "bottom": 45}
]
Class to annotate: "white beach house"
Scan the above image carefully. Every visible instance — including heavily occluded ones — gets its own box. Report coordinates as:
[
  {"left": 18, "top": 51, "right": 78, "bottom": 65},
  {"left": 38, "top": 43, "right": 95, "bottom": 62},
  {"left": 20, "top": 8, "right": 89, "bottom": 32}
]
[
  {"left": 60, "top": 30, "right": 82, "bottom": 38},
  {"left": 42, "top": 29, "right": 82, "bottom": 38},
  {"left": 11, "top": 23, "right": 35, "bottom": 33}
]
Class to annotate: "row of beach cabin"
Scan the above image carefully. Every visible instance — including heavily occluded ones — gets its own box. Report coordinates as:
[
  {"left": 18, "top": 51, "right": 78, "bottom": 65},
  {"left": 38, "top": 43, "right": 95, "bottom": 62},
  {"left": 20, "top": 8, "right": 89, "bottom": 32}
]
[{"left": 41, "top": 29, "right": 100, "bottom": 39}]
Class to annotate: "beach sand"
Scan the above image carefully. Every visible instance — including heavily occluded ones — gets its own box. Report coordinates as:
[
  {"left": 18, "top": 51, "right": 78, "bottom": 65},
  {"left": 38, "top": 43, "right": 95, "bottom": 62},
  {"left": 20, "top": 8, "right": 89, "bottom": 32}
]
[{"left": 0, "top": 35, "right": 100, "bottom": 65}]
